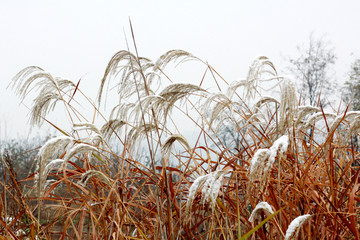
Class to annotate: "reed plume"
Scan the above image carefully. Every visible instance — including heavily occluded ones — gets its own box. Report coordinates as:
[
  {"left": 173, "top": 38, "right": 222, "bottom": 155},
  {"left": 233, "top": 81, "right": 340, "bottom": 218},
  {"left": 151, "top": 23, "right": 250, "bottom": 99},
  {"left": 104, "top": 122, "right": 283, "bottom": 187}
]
[
  {"left": 185, "top": 168, "right": 231, "bottom": 221},
  {"left": 284, "top": 214, "right": 312, "bottom": 240},
  {"left": 248, "top": 135, "right": 289, "bottom": 195},
  {"left": 161, "top": 134, "right": 191, "bottom": 157},
  {"left": 78, "top": 170, "right": 112, "bottom": 188},
  {"left": 279, "top": 77, "right": 297, "bottom": 134},
  {"left": 10, "top": 66, "right": 76, "bottom": 125},
  {"left": 248, "top": 201, "right": 274, "bottom": 223}
]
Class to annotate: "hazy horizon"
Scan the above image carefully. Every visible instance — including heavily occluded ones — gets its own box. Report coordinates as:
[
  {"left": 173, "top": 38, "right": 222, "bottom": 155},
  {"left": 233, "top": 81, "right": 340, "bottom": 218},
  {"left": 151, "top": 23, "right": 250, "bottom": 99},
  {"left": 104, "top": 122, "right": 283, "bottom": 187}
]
[{"left": 1, "top": 0, "right": 360, "bottom": 140}]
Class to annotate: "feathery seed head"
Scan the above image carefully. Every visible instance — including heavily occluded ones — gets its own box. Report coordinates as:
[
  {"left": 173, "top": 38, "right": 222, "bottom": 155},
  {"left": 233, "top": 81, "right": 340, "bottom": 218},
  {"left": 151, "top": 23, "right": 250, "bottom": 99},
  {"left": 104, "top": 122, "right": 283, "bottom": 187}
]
[
  {"left": 226, "top": 80, "right": 247, "bottom": 99},
  {"left": 38, "top": 136, "right": 74, "bottom": 165},
  {"left": 78, "top": 170, "right": 112, "bottom": 188},
  {"left": 11, "top": 67, "right": 76, "bottom": 126},
  {"left": 202, "top": 92, "right": 238, "bottom": 128},
  {"left": 248, "top": 135, "right": 289, "bottom": 195},
  {"left": 161, "top": 134, "right": 191, "bottom": 157},
  {"left": 35, "top": 159, "right": 64, "bottom": 194},
  {"left": 346, "top": 115, "right": 360, "bottom": 140},
  {"left": 159, "top": 83, "right": 206, "bottom": 119},
  {"left": 279, "top": 76, "right": 297, "bottom": 133},
  {"left": 63, "top": 143, "right": 98, "bottom": 164},
  {"left": 109, "top": 102, "right": 136, "bottom": 121},
  {"left": 35, "top": 136, "right": 74, "bottom": 195},
  {"left": 100, "top": 119, "right": 127, "bottom": 139},
  {"left": 128, "top": 123, "right": 159, "bottom": 144},
  {"left": 245, "top": 56, "right": 278, "bottom": 99},
  {"left": 249, "top": 201, "right": 274, "bottom": 223},
  {"left": 303, "top": 112, "right": 336, "bottom": 130},
  {"left": 73, "top": 122, "right": 101, "bottom": 135},
  {"left": 185, "top": 169, "right": 231, "bottom": 221},
  {"left": 285, "top": 214, "right": 312, "bottom": 240},
  {"left": 253, "top": 96, "right": 280, "bottom": 114},
  {"left": 328, "top": 111, "right": 360, "bottom": 136},
  {"left": 154, "top": 49, "right": 200, "bottom": 70},
  {"left": 295, "top": 105, "right": 321, "bottom": 127}
]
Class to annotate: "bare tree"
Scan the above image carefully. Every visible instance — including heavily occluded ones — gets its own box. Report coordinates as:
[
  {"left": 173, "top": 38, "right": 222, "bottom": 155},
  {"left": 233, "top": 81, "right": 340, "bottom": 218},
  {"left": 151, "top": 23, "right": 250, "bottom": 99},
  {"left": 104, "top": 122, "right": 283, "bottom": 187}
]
[
  {"left": 343, "top": 59, "right": 360, "bottom": 110},
  {"left": 288, "top": 34, "right": 336, "bottom": 106}
]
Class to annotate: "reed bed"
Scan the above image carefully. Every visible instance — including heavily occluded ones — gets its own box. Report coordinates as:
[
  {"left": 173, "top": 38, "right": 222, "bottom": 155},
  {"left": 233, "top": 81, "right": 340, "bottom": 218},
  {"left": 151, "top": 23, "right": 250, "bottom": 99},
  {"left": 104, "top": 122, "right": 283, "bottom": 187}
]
[{"left": 1, "top": 38, "right": 359, "bottom": 239}]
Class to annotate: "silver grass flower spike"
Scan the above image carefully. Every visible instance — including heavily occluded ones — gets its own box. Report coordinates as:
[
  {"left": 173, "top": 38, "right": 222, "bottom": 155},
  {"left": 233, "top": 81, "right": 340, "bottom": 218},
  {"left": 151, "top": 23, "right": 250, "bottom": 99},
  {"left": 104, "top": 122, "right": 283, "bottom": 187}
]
[
  {"left": 109, "top": 102, "right": 136, "bottom": 121},
  {"left": 100, "top": 119, "right": 127, "bottom": 139},
  {"left": 154, "top": 49, "right": 200, "bottom": 70},
  {"left": 78, "top": 170, "right": 112, "bottom": 188},
  {"left": 36, "top": 159, "right": 64, "bottom": 194},
  {"left": 161, "top": 134, "right": 191, "bottom": 157},
  {"left": 328, "top": 111, "right": 360, "bottom": 136},
  {"left": 98, "top": 50, "right": 160, "bottom": 105},
  {"left": 248, "top": 201, "right": 274, "bottom": 223},
  {"left": 185, "top": 169, "right": 231, "bottom": 220},
  {"left": 132, "top": 95, "right": 165, "bottom": 122},
  {"left": 226, "top": 80, "right": 247, "bottom": 99},
  {"left": 35, "top": 136, "right": 74, "bottom": 194},
  {"left": 303, "top": 112, "right": 336, "bottom": 130},
  {"left": 131, "top": 83, "right": 205, "bottom": 124},
  {"left": 294, "top": 105, "right": 320, "bottom": 127},
  {"left": 63, "top": 143, "right": 98, "bottom": 163},
  {"left": 158, "top": 83, "right": 206, "bottom": 120},
  {"left": 10, "top": 66, "right": 76, "bottom": 125},
  {"left": 245, "top": 56, "right": 278, "bottom": 99},
  {"left": 73, "top": 122, "right": 101, "bottom": 135},
  {"left": 248, "top": 135, "right": 289, "bottom": 194},
  {"left": 284, "top": 214, "right": 312, "bottom": 240},
  {"left": 73, "top": 122, "right": 103, "bottom": 144},
  {"left": 43, "top": 159, "right": 64, "bottom": 179},
  {"left": 346, "top": 115, "right": 360, "bottom": 141},
  {"left": 202, "top": 92, "right": 236, "bottom": 128},
  {"left": 253, "top": 96, "right": 280, "bottom": 113},
  {"left": 279, "top": 77, "right": 297, "bottom": 134},
  {"left": 128, "top": 123, "right": 159, "bottom": 144}
]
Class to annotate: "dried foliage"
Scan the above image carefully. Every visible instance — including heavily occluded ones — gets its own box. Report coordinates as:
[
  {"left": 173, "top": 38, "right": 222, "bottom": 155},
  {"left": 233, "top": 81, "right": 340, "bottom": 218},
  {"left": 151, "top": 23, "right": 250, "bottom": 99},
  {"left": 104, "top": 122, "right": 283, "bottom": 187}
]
[{"left": 2, "top": 44, "right": 359, "bottom": 240}]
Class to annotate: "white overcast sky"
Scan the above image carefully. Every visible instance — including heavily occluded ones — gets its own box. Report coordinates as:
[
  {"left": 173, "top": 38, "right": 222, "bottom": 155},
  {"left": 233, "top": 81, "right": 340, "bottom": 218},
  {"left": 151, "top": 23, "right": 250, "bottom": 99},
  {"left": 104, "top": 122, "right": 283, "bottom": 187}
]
[{"left": 1, "top": 0, "right": 360, "bottom": 139}]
